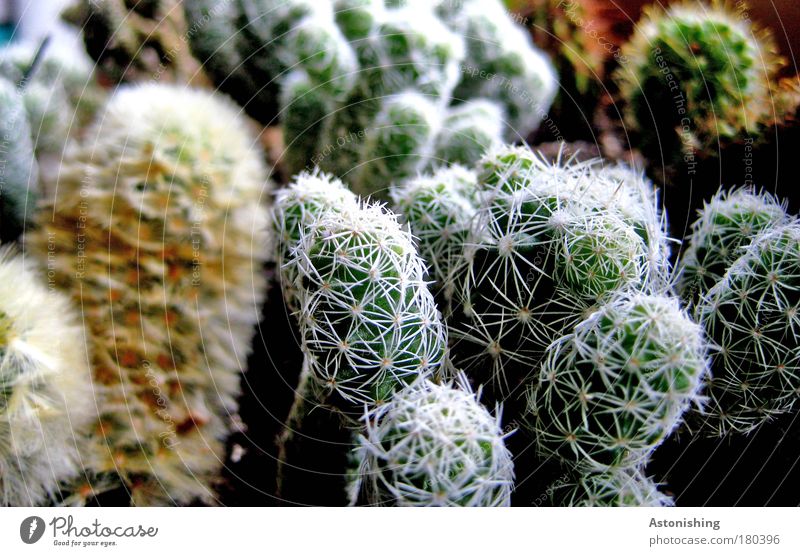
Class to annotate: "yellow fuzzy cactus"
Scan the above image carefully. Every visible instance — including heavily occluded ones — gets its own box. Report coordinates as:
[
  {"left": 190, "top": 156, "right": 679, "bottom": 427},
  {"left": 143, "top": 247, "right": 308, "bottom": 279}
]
[
  {"left": 0, "top": 248, "right": 95, "bottom": 506},
  {"left": 29, "top": 84, "right": 272, "bottom": 505}
]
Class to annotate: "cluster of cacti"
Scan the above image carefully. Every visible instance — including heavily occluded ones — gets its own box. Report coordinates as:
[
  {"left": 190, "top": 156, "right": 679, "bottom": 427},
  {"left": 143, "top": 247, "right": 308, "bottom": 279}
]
[
  {"left": 351, "top": 376, "right": 514, "bottom": 506},
  {"left": 63, "top": 0, "right": 207, "bottom": 85},
  {"left": 28, "top": 84, "right": 272, "bottom": 505},
  {"left": 689, "top": 217, "right": 800, "bottom": 435},
  {"left": 0, "top": 248, "right": 95, "bottom": 506},
  {"left": 444, "top": 145, "right": 669, "bottom": 394},
  {"left": 185, "top": 0, "right": 556, "bottom": 195},
  {"left": 0, "top": 77, "right": 38, "bottom": 242},
  {"left": 526, "top": 292, "right": 708, "bottom": 470},
  {"left": 679, "top": 187, "right": 790, "bottom": 305},
  {"left": 615, "top": 1, "right": 782, "bottom": 162}
]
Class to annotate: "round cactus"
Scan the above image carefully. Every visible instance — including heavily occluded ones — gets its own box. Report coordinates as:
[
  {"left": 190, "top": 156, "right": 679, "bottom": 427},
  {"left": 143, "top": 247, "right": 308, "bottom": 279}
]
[
  {"left": 0, "top": 77, "right": 38, "bottom": 242},
  {"left": 433, "top": 99, "right": 505, "bottom": 167},
  {"left": 29, "top": 85, "right": 272, "bottom": 505},
  {"left": 697, "top": 221, "right": 800, "bottom": 435},
  {"left": 555, "top": 466, "right": 673, "bottom": 507},
  {"left": 288, "top": 194, "right": 447, "bottom": 409},
  {"left": 615, "top": 2, "right": 780, "bottom": 160},
  {"left": 0, "top": 248, "right": 95, "bottom": 506},
  {"left": 352, "top": 377, "right": 514, "bottom": 506},
  {"left": 527, "top": 293, "right": 708, "bottom": 470},
  {"left": 449, "top": 146, "right": 666, "bottom": 395},
  {"left": 390, "top": 164, "right": 478, "bottom": 301},
  {"left": 679, "top": 187, "right": 789, "bottom": 305}
]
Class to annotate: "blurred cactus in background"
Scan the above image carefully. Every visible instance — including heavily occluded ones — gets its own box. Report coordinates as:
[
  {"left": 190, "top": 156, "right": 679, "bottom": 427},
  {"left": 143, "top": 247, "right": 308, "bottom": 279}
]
[
  {"left": 29, "top": 84, "right": 272, "bottom": 505},
  {"left": 186, "top": 0, "right": 556, "bottom": 196},
  {"left": 0, "top": 77, "right": 38, "bottom": 242},
  {"left": 0, "top": 249, "right": 95, "bottom": 506},
  {"left": 554, "top": 466, "right": 673, "bottom": 507}
]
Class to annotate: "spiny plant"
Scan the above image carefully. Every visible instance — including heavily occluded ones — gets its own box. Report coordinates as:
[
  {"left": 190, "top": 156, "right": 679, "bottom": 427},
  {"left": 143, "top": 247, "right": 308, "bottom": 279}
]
[
  {"left": 0, "top": 42, "right": 104, "bottom": 158},
  {"left": 0, "top": 248, "right": 95, "bottom": 506},
  {"left": 696, "top": 220, "right": 800, "bottom": 435},
  {"left": 29, "top": 84, "right": 272, "bottom": 505},
  {"left": 554, "top": 466, "right": 674, "bottom": 507},
  {"left": 0, "top": 77, "right": 38, "bottom": 242},
  {"left": 448, "top": 145, "right": 669, "bottom": 396},
  {"left": 526, "top": 292, "right": 708, "bottom": 470},
  {"left": 615, "top": 1, "right": 782, "bottom": 163},
  {"left": 287, "top": 190, "right": 448, "bottom": 410},
  {"left": 390, "top": 164, "right": 479, "bottom": 302},
  {"left": 185, "top": 0, "right": 556, "bottom": 194},
  {"left": 63, "top": 0, "right": 206, "bottom": 84},
  {"left": 273, "top": 170, "right": 358, "bottom": 310},
  {"left": 679, "top": 187, "right": 789, "bottom": 306},
  {"left": 351, "top": 376, "right": 514, "bottom": 506},
  {"left": 433, "top": 99, "right": 505, "bottom": 167}
]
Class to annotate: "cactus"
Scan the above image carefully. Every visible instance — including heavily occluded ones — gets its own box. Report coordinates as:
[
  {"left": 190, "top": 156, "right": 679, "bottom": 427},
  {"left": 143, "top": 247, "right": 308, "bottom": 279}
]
[
  {"left": 615, "top": 1, "right": 781, "bottom": 162},
  {"left": 285, "top": 187, "right": 447, "bottom": 410},
  {"left": 29, "top": 84, "right": 272, "bottom": 505},
  {"left": 527, "top": 292, "right": 708, "bottom": 470},
  {"left": 63, "top": 0, "right": 206, "bottom": 85},
  {"left": 351, "top": 376, "right": 514, "bottom": 506},
  {"left": 697, "top": 220, "right": 800, "bottom": 435},
  {"left": 433, "top": 99, "right": 505, "bottom": 167},
  {"left": 0, "top": 77, "right": 38, "bottom": 242},
  {"left": 439, "top": 0, "right": 558, "bottom": 140},
  {"left": 448, "top": 146, "right": 668, "bottom": 395},
  {"left": 186, "top": 0, "right": 556, "bottom": 195},
  {"left": 0, "top": 43, "right": 104, "bottom": 157},
  {"left": 555, "top": 466, "right": 673, "bottom": 507},
  {"left": 390, "top": 164, "right": 479, "bottom": 301},
  {"left": 679, "top": 187, "right": 789, "bottom": 305},
  {"left": 0, "top": 248, "right": 95, "bottom": 506}
]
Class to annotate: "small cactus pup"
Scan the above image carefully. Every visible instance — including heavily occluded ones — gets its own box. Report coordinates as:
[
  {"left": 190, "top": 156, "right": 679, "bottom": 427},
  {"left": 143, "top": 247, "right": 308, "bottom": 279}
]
[
  {"left": 0, "top": 248, "right": 95, "bottom": 506},
  {"left": 526, "top": 292, "right": 708, "bottom": 470},
  {"left": 389, "top": 164, "right": 478, "bottom": 304},
  {"left": 433, "top": 99, "right": 505, "bottom": 167},
  {"left": 289, "top": 194, "right": 448, "bottom": 411},
  {"left": 615, "top": 1, "right": 781, "bottom": 165},
  {"left": 679, "top": 187, "right": 789, "bottom": 306},
  {"left": 351, "top": 376, "right": 514, "bottom": 506},
  {"left": 29, "top": 84, "right": 272, "bottom": 505},
  {"left": 697, "top": 220, "right": 800, "bottom": 435},
  {"left": 450, "top": 145, "right": 665, "bottom": 398},
  {"left": 63, "top": 0, "right": 207, "bottom": 85},
  {"left": 0, "top": 77, "right": 38, "bottom": 243},
  {"left": 554, "top": 466, "right": 673, "bottom": 507}
]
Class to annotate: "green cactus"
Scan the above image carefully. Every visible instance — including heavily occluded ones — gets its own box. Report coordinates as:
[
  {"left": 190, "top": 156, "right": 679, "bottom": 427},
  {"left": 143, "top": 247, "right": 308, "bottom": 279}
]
[
  {"left": 433, "top": 99, "right": 505, "bottom": 167},
  {"left": 186, "top": 0, "right": 556, "bottom": 195},
  {"left": 0, "top": 248, "right": 95, "bottom": 506},
  {"left": 284, "top": 185, "right": 448, "bottom": 409},
  {"left": 351, "top": 376, "right": 514, "bottom": 506},
  {"left": 448, "top": 146, "right": 668, "bottom": 395},
  {"left": 0, "top": 77, "right": 38, "bottom": 242},
  {"left": 615, "top": 1, "right": 781, "bottom": 163},
  {"left": 29, "top": 84, "right": 272, "bottom": 505},
  {"left": 390, "top": 164, "right": 479, "bottom": 302},
  {"left": 679, "top": 187, "right": 789, "bottom": 306},
  {"left": 555, "top": 466, "right": 673, "bottom": 507},
  {"left": 697, "top": 220, "right": 800, "bottom": 435},
  {"left": 527, "top": 292, "right": 708, "bottom": 470}
]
